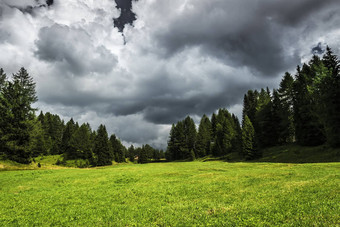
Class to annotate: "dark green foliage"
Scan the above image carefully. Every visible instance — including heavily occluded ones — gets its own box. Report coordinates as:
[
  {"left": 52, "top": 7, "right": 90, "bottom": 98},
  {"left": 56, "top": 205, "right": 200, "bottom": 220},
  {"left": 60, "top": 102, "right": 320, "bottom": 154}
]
[
  {"left": 0, "top": 68, "right": 37, "bottom": 163},
  {"left": 196, "top": 115, "right": 212, "bottom": 157},
  {"left": 67, "top": 123, "right": 92, "bottom": 160},
  {"left": 138, "top": 145, "right": 149, "bottom": 164},
  {"left": 293, "top": 60, "right": 326, "bottom": 146},
  {"left": 277, "top": 73, "right": 295, "bottom": 143},
  {"left": 93, "top": 125, "right": 113, "bottom": 166},
  {"left": 28, "top": 119, "right": 48, "bottom": 157},
  {"left": 189, "top": 150, "right": 196, "bottom": 161},
  {"left": 38, "top": 112, "right": 65, "bottom": 154},
  {"left": 183, "top": 116, "right": 197, "bottom": 156},
  {"left": 211, "top": 109, "right": 236, "bottom": 156},
  {"left": 0, "top": 69, "right": 9, "bottom": 156},
  {"left": 127, "top": 145, "right": 135, "bottom": 162},
  {"left": 313, "top": 47, "right": 340, "bottom": 147},
  {"left": 60, "top": 118, "right": 77, "bottom": 156},
  {"left": 255, "top": 88, "right": 278, "bottom": 148},
  {"left": 242, "top": 115, "right": 256, "bottom": 160},
  {"left": 166, "top": 116, "right": 197, "bottom": 160},
  {"left": 231, "top": 114, "right": 242, "bottom": 155},
  {"left": 110, "top": 134, "right": 126, "bottom": 163},
  {"left": 242, "top": 90, "right": 259, "bottom": 126}
]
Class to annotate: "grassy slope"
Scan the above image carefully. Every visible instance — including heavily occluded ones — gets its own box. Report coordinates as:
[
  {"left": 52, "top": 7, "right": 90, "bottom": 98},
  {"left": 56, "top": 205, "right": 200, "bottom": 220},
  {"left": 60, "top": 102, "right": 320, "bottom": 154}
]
[
  {"left": 0, "top": 155, "right": 64, "bottom": 171},
  {"left": 1, "top": 161, "right": 339, "bottom": 226},
  {"left": 258, "top": 144, "right": 340, "bottom": 163}
]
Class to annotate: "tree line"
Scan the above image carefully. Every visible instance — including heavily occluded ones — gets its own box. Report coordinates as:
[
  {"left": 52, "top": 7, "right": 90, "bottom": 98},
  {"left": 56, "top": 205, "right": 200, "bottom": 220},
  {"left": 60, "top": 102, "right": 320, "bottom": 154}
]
[
  {"left": 166, "top": 47, "right": 340, "bottom": 160},
  {"left": 0, "top": 68, "right": 163, "bottom": 165},
  {"left": 1, "top": 47, "right": 339, "bottom": 165}
]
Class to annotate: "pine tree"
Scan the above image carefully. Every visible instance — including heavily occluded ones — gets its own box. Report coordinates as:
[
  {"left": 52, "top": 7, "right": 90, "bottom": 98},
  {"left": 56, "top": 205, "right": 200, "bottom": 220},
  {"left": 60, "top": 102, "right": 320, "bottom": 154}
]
[
  {"left": 68, "top": 123, "right": 92, "bottom": 160},
  {"left": 212, "top": 109, "right": 236, "bottom": 156},
  {"left": 183, "top": 116, "right": 197, "bottom": 158},
  {"left": 166, "top": 124, "right": 176, "bottom": 161},
  {"left": 138, "top": 145, "right": 148, "bottom": 164},
  {"left": 28, "top": 118, "right": 48, "bottom": 157},
  {"left": 242, "top": 90, "right": 259, "bottom": 126},
  {"left": 0, "top": 69, "right": 9, "bottom": 156},
  {"left": 293, "top": 60, "right": 325, "bottom": 146},
  {"left": 60, "top": 118, "right": 77, "bottom": 155},
  {"left": 315, "top": 47, "right": 340, "bottom": 147},
  {"left": 231, "top": 114, "right": 242, "bottom": 155},
  {"left": 93, "top": 124, "right": 113, "bottom": 166},
  {"left": 196, "top": 114, "right": 212, "bottom": 157},
  {"left": 255, "top": 88, "right": 277, "bottom": 148},
  {"left": 1, "top": 68, "right": 37, "bottom": 163},
  {"left": 127, "top": 145, "right": 135, "bottom": 162},
  {"left": 242, "top": 115, "right": 256, "bottom": 160},
  {"left": 276, "top": 73, "right": 295, "bottom": 143},
  {"left": 110, "top": 134, "right": 125, "bottom": 162}
]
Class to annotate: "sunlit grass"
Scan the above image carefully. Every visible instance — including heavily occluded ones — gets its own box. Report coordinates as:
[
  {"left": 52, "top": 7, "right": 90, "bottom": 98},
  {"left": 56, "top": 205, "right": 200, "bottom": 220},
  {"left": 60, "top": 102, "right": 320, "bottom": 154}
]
[{"left": 1, "top": 161, "right": 339, "bottom": 226}]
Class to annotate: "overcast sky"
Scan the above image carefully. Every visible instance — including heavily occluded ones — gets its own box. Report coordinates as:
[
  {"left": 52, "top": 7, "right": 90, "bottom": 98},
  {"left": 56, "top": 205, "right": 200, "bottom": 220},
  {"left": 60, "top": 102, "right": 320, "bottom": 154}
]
[{"left": 1, "top": 0, "right": 340, "bottom": 149}]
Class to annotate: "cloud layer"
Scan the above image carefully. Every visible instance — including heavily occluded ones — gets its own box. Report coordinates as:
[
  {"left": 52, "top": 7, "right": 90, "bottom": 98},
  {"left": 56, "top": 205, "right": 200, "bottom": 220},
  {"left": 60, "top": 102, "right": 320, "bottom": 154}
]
[{"left": 1, "top": 0, "right": 340, "bottom": 149}]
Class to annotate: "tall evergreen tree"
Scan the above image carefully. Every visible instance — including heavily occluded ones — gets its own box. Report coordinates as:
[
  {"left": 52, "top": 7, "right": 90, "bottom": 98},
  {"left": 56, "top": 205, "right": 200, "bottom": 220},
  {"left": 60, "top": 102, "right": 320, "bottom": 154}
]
[
  {"left": 166, "top": 124, "right": 176, "bottom": 161},
  {"left": 293, "top": 60, "right": 325, "bottom": 146},
  {"left": 60, "top": 118, "right": 77, "bottom": 154},
  {"left": 93, "top": 124, "right": 113, "bottom": 166},
  {"left": 315, "top": 47, "right": 340, "bottom": 147},
  {"left": 110, "top": 134, "right": 126, "bottom": 163},
  {"left": 196, "top": 114, "right": 212, "bottom": 157},
  {"left": 28, "top": 118, "right": 48, "bottom": 157},
  {"left": 0, "top": 69, "right": 8, "bottom": 156},
  {"left": 242, "top": 90, "right": 259, "bottom": 126},
  {"left": 67, "top": 123, "right": 92, "bottom": 160},
  {"left": 242, "top": 115, "right": 256, "bottom": 160},
  {"left": 277, "top": 73, "right": 295, "bottom": 143},
  {"left": 1, "top": 68, "right": 37, "bottom": 163},
  {"left": 127, "top": 145, "right": 135, "bottom": 162},
  {"left": 212, "top": 109, "right": 235, "bottom": 156},
  {"left": 255, "top": 88, "right": 277, "bottom": 148},
  {"left": 138, "top": 145, "right": 149, "bottom": 164},
  {"left": 183, "top": 116, "right": 197, "bottom": 157},
  {"left": 231, "top": 114, "right": 242, "bottom": 155}
]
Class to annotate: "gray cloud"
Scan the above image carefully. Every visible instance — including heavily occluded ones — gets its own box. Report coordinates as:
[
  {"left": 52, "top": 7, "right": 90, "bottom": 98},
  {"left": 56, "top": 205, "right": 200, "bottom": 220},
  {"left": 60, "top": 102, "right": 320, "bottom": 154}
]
[
  {"left": 35, "top": 24, "right": 117, "bottom": 76},
  {"left": 1, "top": 0, "right": 340, "bottom": 149},
  {"left": 151, "top": 0, "right": 339, "bottom": 76}
]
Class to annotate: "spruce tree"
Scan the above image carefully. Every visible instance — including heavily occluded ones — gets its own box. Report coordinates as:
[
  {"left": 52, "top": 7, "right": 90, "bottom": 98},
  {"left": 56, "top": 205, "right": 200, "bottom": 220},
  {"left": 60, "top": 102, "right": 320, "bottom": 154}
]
[
  {"left": 293, "top": 60, "right": 325, "bottom": 146},
  {"left": 68, "top": 123, "right": 92, "bottom": 160},
  {"left": 277, "top": 73, "right": 295, "bottom": 143},
  {"left": 0, "top": 69, "right": 8, "bottom": 156},
  {"left": 242, "top": 115, "right": 256, "bottom": 160},
  {"left": 2, "top": 68, "right": 37, "bottom": 163},
  {"left": 315, "top": 47, "right": 340, "bottom": 147},
  {"left": 110, "top": 134, "right": 125, "bottom": 163},
  {"left": 60, "top": 118, "right": 77, "bottom": 155},
  {"left": 93, "top": 124, "right": 113, "bottom": 166},
  {"left": 183, "top": 116, "right": 197, "bottom": 158},
  {"left": 127, "top": 145, "right": 135, "bottom": 162},
  {"left": 196, "top": 114, "right": 212, "bottom": 157},
  {"left": 166, "top": 124, "right": 176, "bottom": 161},
  {"left": 138, "top": 145, "right": 148, "bottom": 164},
  {"left": 255, "top": 88, "right": 277, "bottom": 148}
]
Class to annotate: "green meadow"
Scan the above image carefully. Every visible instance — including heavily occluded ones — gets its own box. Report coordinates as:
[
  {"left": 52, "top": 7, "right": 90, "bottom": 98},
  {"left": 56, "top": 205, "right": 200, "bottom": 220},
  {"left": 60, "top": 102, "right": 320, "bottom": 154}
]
[{"left": 1, "top": 161, "right": 339, "bottom": 226}]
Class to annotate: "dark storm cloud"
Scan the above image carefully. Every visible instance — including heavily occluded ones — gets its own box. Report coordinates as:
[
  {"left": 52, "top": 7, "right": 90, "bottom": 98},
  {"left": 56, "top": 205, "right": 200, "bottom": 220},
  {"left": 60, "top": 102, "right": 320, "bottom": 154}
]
[
  {"left": 153, "top": 0, "right": 339, "bottom": 77},
  {"left": 311, "top": 42, "right": 325, "bottom": 55},
  {"left": 113, "top": 0, "right": 138, "bottom": 32},
  {"left": 35, "top": 24, "right": 117, "bottom": 76}
]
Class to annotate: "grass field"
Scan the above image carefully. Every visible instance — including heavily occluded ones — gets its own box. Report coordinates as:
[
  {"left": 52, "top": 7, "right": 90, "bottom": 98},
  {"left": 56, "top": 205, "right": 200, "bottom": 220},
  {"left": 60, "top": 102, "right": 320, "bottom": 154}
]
[{"left": 1, "top": 161, "right": 339, "bottom": 226}]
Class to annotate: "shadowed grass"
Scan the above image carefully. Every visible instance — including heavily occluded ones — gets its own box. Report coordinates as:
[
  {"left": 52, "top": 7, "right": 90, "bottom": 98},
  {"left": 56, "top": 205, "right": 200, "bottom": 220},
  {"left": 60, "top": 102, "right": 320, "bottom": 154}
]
[{"left": 0, "top": 161, "right": 339, "bottom": 226}]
